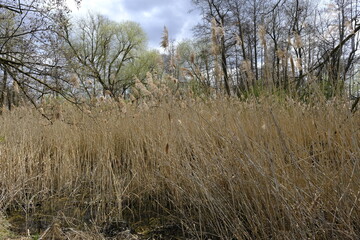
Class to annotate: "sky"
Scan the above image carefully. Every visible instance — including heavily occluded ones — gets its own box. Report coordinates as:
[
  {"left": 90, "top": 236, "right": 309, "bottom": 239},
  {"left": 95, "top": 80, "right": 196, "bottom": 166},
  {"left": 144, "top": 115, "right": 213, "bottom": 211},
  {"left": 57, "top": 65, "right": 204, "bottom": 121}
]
[{"left": 66, "top": 0, "right": 202, "bottom": 49}]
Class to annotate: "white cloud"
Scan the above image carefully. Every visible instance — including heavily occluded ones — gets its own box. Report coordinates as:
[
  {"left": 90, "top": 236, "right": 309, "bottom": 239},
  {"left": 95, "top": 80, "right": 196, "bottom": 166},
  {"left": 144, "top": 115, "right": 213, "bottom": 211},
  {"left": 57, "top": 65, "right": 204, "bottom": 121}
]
[
  {"left": 67, "top": 0, "right": 131, "bottom": 21},
  {"left": 66, "top": 0, "right": 201, "bottom": 49}
]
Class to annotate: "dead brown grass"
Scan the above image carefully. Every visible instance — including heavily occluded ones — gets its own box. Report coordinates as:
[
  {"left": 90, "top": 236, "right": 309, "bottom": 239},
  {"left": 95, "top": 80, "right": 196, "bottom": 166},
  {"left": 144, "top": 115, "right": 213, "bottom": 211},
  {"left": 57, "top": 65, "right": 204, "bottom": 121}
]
[{"left": 0, "top": 96, "right": 359, "bottom": 239}]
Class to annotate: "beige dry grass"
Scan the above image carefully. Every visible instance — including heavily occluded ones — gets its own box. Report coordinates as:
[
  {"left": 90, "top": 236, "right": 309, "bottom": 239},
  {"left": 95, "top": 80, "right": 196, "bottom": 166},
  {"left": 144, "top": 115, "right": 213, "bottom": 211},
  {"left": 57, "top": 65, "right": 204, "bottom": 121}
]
[{"left": 0, "top": 96, "right": 359, "bottom": 239}]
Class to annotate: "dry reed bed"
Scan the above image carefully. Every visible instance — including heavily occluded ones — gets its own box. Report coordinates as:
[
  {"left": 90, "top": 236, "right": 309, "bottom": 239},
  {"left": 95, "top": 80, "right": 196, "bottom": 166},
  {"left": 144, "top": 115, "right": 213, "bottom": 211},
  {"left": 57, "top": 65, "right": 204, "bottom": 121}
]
[{"left": 0, "top": 97, "right": 359, "bottom": 239}]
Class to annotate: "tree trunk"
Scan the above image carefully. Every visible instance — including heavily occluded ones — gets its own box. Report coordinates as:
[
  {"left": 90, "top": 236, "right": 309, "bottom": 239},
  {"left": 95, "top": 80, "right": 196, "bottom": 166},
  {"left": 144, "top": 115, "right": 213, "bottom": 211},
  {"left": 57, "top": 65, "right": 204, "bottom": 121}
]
[
  {"left": 0, "top": 70, "right": 8, "bottom": 114},
  {"left": 221, "top": 35, "right": 231, "bottom": 96}
]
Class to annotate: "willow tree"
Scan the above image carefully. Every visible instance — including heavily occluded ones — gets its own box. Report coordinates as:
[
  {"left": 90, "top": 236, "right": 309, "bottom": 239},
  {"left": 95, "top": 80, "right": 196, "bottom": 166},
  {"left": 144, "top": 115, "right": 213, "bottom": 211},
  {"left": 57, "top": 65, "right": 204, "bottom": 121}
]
[{"left": 61, "top": 13, "right": 150, "bottom": 99}]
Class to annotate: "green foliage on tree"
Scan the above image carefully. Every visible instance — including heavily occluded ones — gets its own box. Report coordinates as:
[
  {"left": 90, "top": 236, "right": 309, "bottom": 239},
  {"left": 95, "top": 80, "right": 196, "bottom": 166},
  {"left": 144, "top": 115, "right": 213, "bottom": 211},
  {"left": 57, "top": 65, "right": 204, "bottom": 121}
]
[{"left": 61, "top": 13, "right": 159, "bottom": 99}]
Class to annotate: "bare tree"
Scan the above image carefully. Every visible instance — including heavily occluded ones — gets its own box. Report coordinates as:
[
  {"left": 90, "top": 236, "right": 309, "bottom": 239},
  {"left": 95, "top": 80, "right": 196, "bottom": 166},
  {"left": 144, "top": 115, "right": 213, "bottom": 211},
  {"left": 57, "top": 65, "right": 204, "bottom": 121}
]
[
  {"left": 0, "top": 0, "right": 79, "bottom": 111},
  {"left": 190, "top": 0, "right": 360, "bottom": 98},
  {"left": 193, "top": 0, "right": 233, "bottom": 95}
]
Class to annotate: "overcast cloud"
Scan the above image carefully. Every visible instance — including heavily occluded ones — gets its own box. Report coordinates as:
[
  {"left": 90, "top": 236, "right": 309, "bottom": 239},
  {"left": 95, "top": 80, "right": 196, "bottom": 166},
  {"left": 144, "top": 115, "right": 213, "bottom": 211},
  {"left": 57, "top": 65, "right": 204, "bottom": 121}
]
[{"left": 67, "top": 0, "right": 201, "bottom": 49}]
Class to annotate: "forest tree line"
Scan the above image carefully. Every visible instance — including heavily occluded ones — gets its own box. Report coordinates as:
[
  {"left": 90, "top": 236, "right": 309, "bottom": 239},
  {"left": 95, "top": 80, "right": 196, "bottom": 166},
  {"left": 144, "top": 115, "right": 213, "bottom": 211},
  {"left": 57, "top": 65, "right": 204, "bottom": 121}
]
[{"left": 0, "top": 0, "right": 359, "bottom": 112}]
